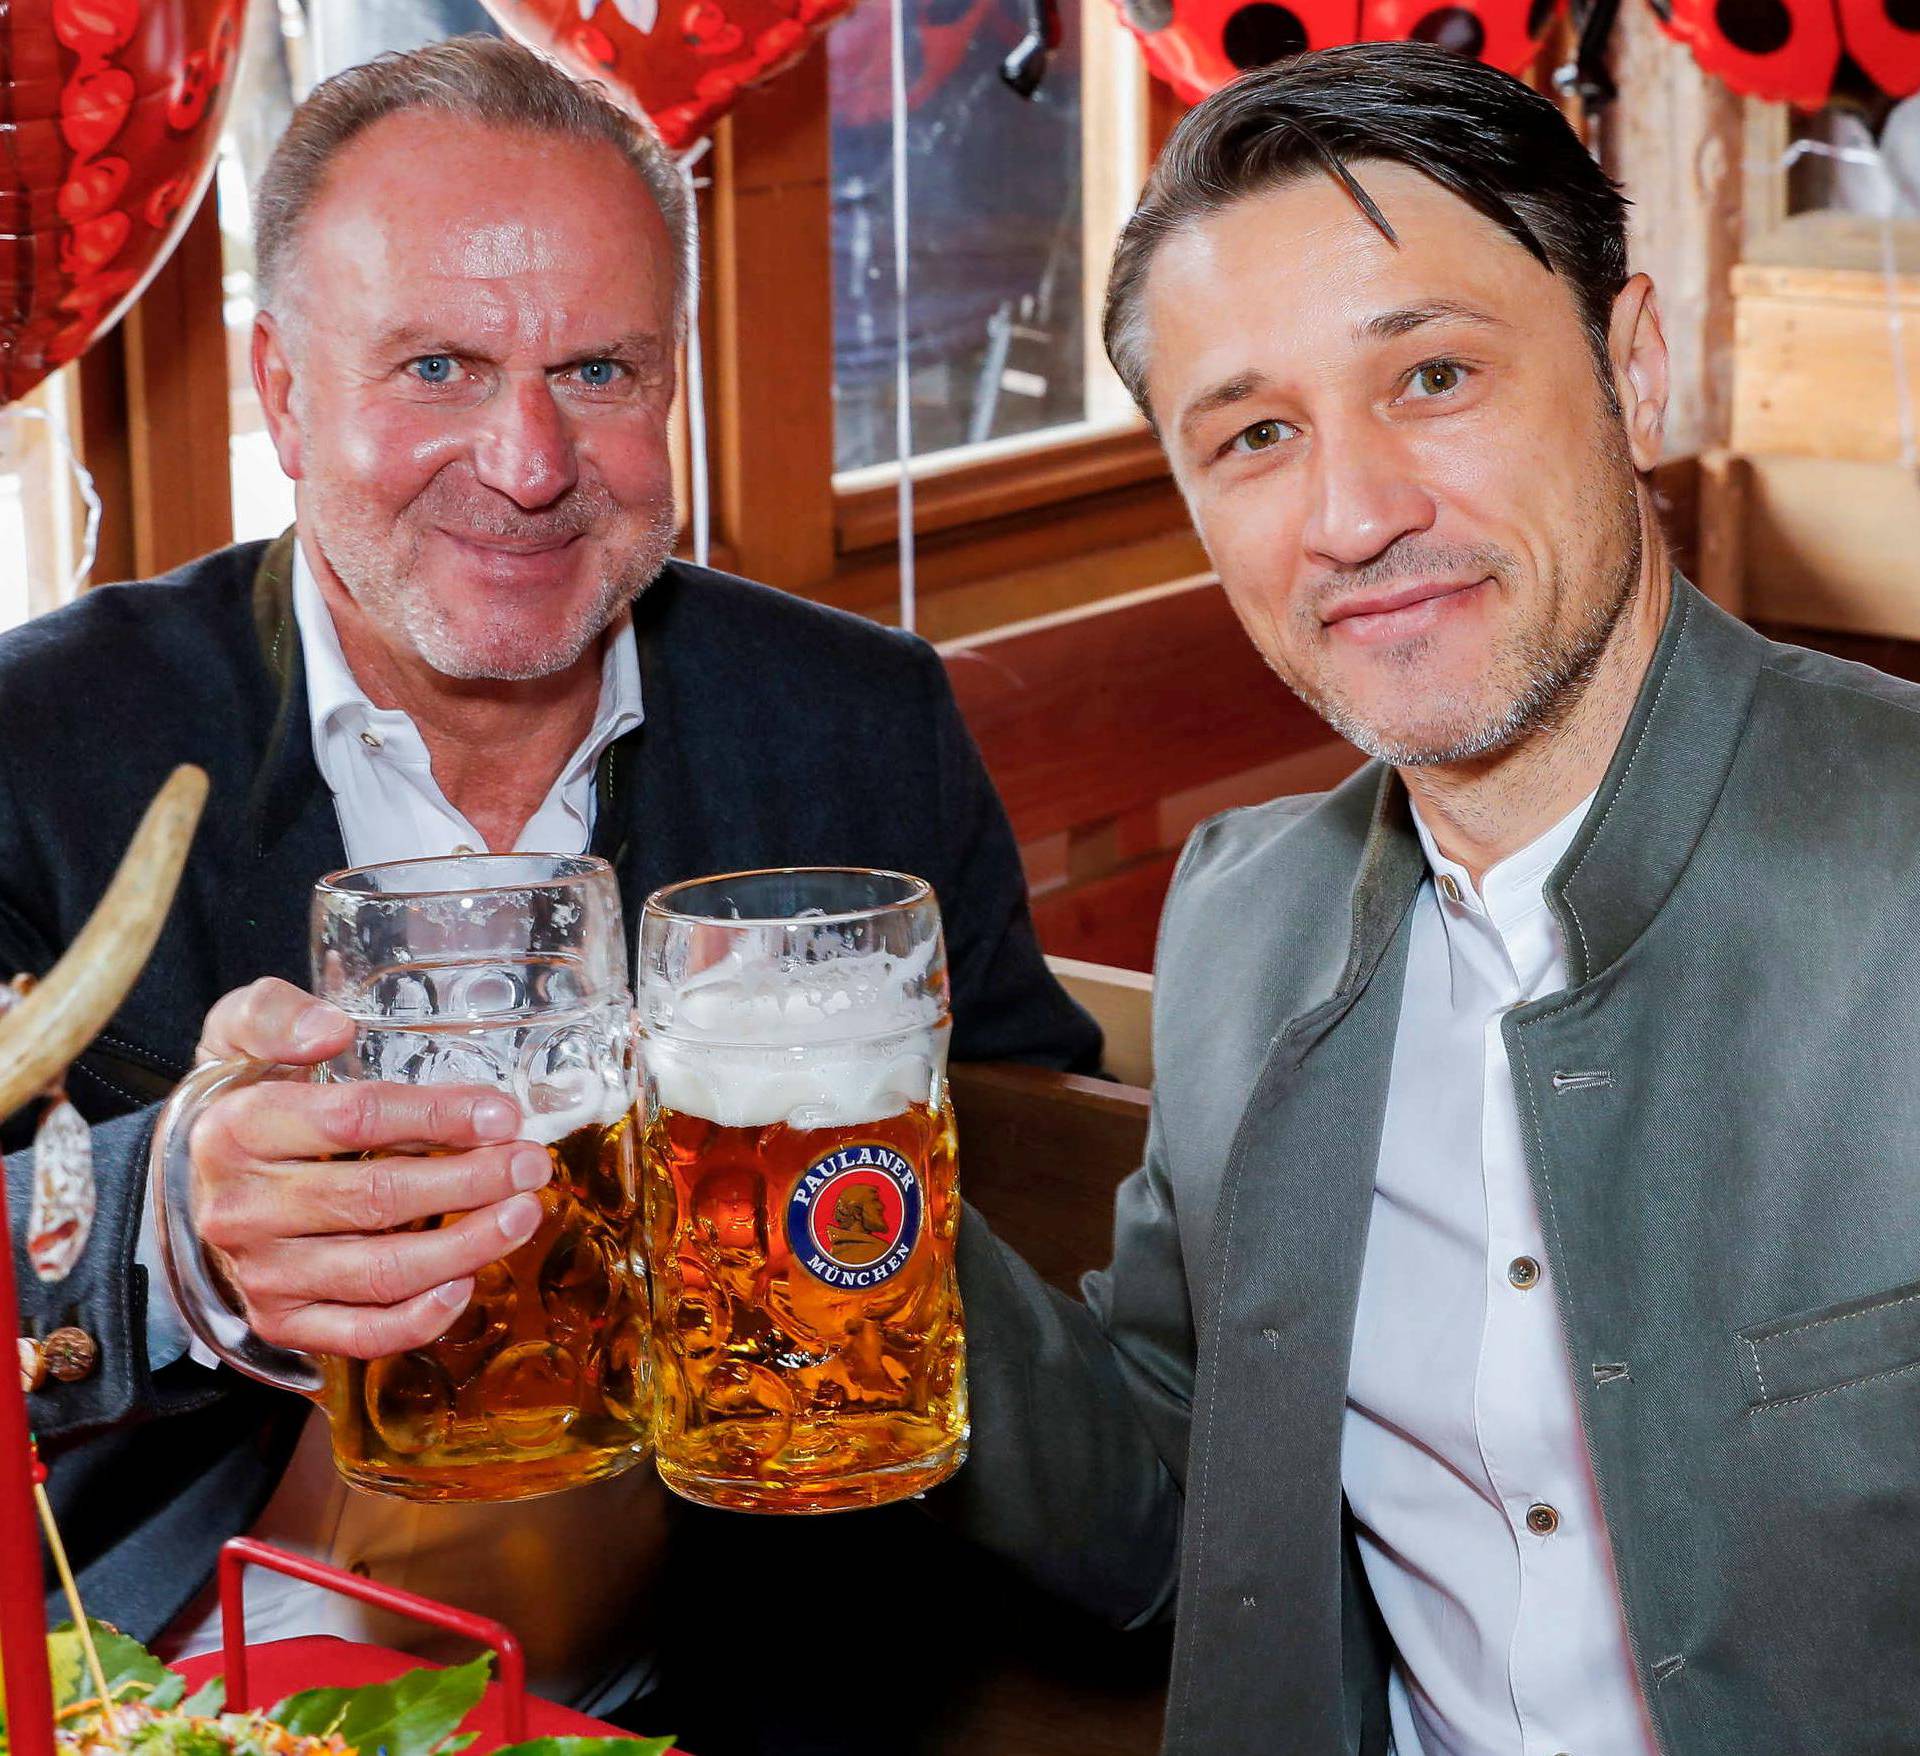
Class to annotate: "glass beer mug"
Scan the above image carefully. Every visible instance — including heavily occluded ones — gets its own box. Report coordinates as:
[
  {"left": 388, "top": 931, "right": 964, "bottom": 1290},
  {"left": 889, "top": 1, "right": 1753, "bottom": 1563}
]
[
  {"left": 639, "top": 868, "right": 968, "bottom": 1512},
  {"left": 153, "top": 854, "right": 650, "bottom": 1502}
]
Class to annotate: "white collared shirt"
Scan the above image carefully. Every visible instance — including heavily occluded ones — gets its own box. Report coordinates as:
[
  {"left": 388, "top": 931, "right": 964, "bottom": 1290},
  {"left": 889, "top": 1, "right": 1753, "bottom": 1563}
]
[
  {"left": 1341, "top": 791, "right": 1661, "bottom": 1756},
  {"left": 154, "top": 542, "right": 657, "bottom": 1712},
  {"left": 293, "top": 545, "right": 643, "bottom": 866}
]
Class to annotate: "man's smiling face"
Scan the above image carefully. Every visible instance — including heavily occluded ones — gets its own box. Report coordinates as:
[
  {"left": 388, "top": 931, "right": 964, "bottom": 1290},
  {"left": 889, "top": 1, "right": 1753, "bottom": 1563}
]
[
  {"left": 1144, "top": 161, "right": 1647, "bottom": 767},
  {"left": 258, "top": 109, "right": 679, "bottom": 683}
]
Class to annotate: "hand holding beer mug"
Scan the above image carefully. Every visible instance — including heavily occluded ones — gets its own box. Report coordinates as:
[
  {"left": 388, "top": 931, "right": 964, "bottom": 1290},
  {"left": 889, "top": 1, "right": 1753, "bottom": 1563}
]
[
  {"left": 640, "top": 868, "right": 968, "bottom": 1512},
  {"left": 153, "top": 854, "right": 649, "bottom": 1502}
]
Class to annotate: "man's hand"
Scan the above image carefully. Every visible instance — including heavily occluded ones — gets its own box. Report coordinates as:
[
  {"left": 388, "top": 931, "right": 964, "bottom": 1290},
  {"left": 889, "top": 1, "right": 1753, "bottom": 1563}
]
[{"left": 187, "top": 977, "right": 551, "bottom": 1360}]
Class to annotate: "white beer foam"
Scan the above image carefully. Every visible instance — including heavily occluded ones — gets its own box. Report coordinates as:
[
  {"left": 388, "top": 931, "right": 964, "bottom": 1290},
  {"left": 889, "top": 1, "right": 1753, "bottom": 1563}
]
[
  {"left": 512, "top": 1066, "right": 634, "bottom": 1147},
  {"left": 646, "top": 939, "right": 944, "bottom": 1130},
  {"left": 647, "top": 1033, "right": 940, "bottom": 1131}
]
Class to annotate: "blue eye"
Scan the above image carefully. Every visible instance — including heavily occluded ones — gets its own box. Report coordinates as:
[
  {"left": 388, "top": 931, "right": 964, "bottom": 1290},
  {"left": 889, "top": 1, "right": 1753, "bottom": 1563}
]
[
  {"left": 411, "top": 355, "right": 455, "bottom": 384},
  {"left": 577, "top": 359, "right": 621, "bottom": 387}
]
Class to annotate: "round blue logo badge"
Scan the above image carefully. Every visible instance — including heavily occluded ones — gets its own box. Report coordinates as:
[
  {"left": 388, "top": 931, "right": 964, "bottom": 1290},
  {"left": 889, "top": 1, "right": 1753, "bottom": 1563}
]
[{"left": 786, "top": 1142, "right": 923, "bottom": 1288}]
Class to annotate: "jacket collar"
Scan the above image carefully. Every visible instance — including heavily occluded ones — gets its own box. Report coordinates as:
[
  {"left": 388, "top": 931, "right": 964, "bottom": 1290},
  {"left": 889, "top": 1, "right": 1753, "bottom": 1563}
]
[
  {"left": 246, "top": 528, "right": 316, "bottom": 856},
  {"left": 1336, "top": 574, "right": 1765, "bottom": 1004}
]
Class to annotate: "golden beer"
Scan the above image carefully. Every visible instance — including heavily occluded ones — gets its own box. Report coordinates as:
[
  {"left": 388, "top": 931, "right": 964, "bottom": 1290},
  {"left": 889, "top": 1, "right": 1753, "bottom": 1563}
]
[
  {"left": 644, "top": 1092, "right": 966, "bottom": 1512},
  {"left": 321, "top": 1111, "right": 651, "bottom": 1502}
]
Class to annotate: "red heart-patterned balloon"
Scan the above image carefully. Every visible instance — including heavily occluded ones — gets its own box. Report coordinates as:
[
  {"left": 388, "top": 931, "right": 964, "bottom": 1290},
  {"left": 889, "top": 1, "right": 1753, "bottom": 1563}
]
[
  {"left": 481, "top": 0, "right": 860, "bottom": 152},
  {"left": 1, "top": 0, "right": 243, "bottom": 406}
]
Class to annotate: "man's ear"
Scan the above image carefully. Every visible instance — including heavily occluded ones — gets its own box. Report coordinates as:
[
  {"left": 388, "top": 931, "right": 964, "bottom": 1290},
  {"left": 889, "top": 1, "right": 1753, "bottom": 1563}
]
[
  {"left": 252, "top": 310, "right": 304, "bottom": 480},
  {"left": 1607, "top": 273, "right": 1670, "bottom": 472}
]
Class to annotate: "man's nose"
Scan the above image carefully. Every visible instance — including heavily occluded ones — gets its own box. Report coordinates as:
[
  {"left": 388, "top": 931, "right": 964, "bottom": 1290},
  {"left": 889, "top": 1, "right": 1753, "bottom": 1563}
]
[
  {"left": 471, "top": 375, "right": 578, "bottom": 509},
  {"left": 1298, "top": 420, "right": 1435, "bottom": 568}
]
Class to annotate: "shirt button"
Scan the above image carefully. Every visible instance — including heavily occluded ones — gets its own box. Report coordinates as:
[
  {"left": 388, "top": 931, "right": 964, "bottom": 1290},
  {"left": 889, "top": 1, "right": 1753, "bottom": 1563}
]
[
  {"left": 1508, "top": 1255, "right": 1542, "bottom": 1290},
  {"left": 1526, "top": 1502, "right": 1560, "bottom": 1536},
  {"left": 358, "top": 729, "right": 383, "bottom": 750},
  {"left": 452, "top": 843, "right": 476, "bottom": 855},
  {"left": 1437, "top": 872, "right": 1463, "bottom": 904}
]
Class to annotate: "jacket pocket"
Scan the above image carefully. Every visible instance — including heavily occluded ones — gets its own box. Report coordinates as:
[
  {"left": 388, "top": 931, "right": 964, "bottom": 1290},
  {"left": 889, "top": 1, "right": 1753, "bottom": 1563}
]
[{"left": 1738, "top": 1276, "right": 1920, "bottom": 1413}]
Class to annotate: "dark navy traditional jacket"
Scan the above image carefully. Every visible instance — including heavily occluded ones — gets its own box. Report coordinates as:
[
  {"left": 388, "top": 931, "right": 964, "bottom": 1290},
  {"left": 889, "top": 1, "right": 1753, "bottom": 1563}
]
[{"left": 1, "top": 532, "right": 1099, "bottom": 1637}]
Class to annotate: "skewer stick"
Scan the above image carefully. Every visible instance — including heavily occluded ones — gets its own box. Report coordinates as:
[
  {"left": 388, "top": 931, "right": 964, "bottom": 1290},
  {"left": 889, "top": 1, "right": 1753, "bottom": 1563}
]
[{"left": 32, "top": 1478, "right": 115, "bottom": 1719}]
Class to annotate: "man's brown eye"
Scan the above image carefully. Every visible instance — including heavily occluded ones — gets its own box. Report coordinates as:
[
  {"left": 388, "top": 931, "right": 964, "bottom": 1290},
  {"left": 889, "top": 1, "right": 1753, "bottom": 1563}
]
[
  {"left": 1235, "top": 420, "right": 1285, "bottom": 453},
  {"left": 1414, "top": 362, "right": 1462, "bottom": 396}
]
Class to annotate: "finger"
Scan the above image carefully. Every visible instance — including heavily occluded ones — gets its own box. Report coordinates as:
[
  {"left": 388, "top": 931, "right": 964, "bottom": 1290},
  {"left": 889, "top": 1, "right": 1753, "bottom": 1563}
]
[
  {"left": 260, "top": 1278, "right": 478, "bottom": 1361},
  {"left": 197, "top": 1079, "right": 523, "bottom": 1170},
  {"left": 198, "top": 978, "right": 353, "bottom": 1067},
  {"left": 193, "top": 1140, "right": 552, "bottom": 1250},
  {"left": 241, "top": 1193, "right": 546, "bottom": 1311}
]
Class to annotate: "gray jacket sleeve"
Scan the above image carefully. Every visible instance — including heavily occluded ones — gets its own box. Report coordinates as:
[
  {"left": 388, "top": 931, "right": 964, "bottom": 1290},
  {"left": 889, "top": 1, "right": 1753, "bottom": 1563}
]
[
  {"left": 8, "top": 1102, "right": 224, "bottom": 1443},
  {"left": 939, "top": 1095, "right": 1193, "bottom": 1629}
]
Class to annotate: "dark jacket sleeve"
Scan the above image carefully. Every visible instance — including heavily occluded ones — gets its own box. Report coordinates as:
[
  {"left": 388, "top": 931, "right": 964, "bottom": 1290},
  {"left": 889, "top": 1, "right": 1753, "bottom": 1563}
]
[
  {"left": 0, "top": 697, "right": 219, "bottom": 1444},
  {"left": 920, "top": 643, "right": 1103, "bottom": 1073}
]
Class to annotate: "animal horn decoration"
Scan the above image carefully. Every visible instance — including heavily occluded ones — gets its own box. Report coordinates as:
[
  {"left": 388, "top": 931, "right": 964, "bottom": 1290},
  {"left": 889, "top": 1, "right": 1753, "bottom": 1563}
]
[{"left": 0, "top": 765, "right": 207, "bottom": 1119}]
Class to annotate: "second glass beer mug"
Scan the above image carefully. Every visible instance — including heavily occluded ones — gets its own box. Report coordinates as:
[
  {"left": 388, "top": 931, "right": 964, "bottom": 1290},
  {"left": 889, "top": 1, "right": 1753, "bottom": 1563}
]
[
  {"left": 153, "top": 853, "right": 650, "bottom": 1502},
  {"left": 639, "top": 868, "right": 968, "bottom": 1512}
]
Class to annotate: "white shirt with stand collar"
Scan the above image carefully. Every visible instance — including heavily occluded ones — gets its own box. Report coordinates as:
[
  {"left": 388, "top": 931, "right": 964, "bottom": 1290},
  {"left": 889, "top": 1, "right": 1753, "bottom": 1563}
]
[{"left": 1343, "top": 787, "right": 1663, "bottom": 1756}]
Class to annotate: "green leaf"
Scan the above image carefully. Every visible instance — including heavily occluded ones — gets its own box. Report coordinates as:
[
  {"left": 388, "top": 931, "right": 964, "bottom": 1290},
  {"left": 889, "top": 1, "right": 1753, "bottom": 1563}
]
[
  {"left": 491, "top": 1739, "right": 677, "bottom": 1756},
  {"left": 178, "top": 1677, "right": 228, "bottom": 1717},
  {"left": 45, "top": 1620, "right": 174, "bottom": 1707},
  {"left": 272, "top": 1653, "right": 492, "bottom": 1756}
]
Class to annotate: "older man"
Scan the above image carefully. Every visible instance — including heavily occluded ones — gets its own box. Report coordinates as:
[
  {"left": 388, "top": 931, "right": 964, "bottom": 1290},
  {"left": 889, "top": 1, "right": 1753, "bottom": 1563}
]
[
  {"left": 3, "top": 34, "right": 1094, "bottom": 1715},
  {"left": 949, "top": 41, "right": 1920, "bottom": 1756}
]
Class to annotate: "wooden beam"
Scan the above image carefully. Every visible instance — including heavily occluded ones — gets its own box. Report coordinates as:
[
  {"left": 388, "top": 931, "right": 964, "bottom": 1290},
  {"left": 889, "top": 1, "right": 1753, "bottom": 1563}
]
[
  {"left": 1599, "top": 5, "right": 1745, "bottom": 458},
  {"left": 74, "top": 332, "right": 134, "bottom": 586},
  {"left": 122, "top": 189, "right": 233, "bottom": 578},
  {"left": 708, "top": 47, "right": 837, "bottom": 593}
]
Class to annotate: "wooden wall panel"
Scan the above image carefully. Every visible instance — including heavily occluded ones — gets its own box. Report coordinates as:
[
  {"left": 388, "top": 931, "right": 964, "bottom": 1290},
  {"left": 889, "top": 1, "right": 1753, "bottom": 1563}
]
[{"left": 122, "top": 190, "right": 233, "bottom": 578}]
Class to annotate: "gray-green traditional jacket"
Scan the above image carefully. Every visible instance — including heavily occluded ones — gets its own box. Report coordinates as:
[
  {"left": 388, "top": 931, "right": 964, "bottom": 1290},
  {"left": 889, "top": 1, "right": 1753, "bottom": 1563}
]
[{"left": 951, "top": 577, "right": 1920, "bottom": 1753}]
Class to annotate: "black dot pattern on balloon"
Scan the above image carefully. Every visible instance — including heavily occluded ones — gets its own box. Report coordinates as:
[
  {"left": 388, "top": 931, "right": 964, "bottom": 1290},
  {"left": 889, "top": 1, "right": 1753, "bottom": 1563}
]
[
  {"left": 1888, "top": 0, "right": 1920, "bottom": 34},
  {"left": 1124, "top": 0, "right": 1176, "bottom": 31},
  {"left": 1527, "top": 0, "right": 1557, "bottom": 34},
  {"left": 1713, "top": 0, "right": 1792, "bottom": 55},
  {"left": 1411, "top": 6, "right": 1488, "bottom": 54},
  {"left": 1222, "top": 2, "right": 1310, "bottom": 66}
]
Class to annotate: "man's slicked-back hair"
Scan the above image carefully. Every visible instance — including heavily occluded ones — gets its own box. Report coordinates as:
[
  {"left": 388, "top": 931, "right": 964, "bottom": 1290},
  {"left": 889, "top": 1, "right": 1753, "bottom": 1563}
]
[
  {"left": 253, "top": 33, "right": 696, "bottom": 337},
  {"left": 1103, "top": 41, "right": 1631, "bottom": 420}
]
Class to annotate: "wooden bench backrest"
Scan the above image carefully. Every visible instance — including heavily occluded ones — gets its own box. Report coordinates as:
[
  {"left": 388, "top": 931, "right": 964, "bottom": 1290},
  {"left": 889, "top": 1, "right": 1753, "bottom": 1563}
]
[{"left": 942, "top": 575, "right": 1361, "bottom": 969}]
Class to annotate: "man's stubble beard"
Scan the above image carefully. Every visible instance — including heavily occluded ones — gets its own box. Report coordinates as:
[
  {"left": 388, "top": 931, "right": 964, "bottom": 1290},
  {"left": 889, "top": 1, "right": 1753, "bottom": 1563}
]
[
  {"left": 314, "top": 477, "right": 678, "bottom": 683},
  {"left": 1288, "top": 418, "right": 1644, "bottom": 770}
]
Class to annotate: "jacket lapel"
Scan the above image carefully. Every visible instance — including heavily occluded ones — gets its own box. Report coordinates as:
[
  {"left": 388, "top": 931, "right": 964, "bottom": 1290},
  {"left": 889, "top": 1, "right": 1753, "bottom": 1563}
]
[
  {"left": 1167, "top": 770, "right": 1424, "bottom": 1753},
  {"left": 226, "top": 530, "right": 346, "bottom": 996}
]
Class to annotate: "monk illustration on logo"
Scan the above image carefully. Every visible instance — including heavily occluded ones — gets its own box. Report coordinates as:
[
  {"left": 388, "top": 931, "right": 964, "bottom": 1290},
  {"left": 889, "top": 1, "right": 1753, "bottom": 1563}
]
[{"left": 823, "top": 1180, "right": 894, "bottom": 1265}]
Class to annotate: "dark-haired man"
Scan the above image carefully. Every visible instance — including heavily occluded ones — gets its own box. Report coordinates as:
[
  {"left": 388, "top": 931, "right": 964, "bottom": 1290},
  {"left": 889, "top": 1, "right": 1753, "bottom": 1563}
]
[{"left": 949, "top": 40, "right": 1920, "bottom": 1756}]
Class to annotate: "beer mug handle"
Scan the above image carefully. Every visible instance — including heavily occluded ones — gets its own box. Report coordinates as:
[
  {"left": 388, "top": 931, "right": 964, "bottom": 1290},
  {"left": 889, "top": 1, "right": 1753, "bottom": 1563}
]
[{"left": 150, "top": 1057, "right": 325, "bottom": 1397}]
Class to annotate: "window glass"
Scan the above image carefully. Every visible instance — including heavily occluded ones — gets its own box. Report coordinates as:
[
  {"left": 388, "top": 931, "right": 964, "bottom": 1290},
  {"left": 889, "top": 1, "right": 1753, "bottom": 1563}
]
[
  {"left": 829, "top": 0, "right": 1093, "bottom": 474},
  {"left": 218, "top": 1, "right": 499, "bottom": 543},
  {"left": 0, "top": 370, "right": 89, "bottom": 635}
]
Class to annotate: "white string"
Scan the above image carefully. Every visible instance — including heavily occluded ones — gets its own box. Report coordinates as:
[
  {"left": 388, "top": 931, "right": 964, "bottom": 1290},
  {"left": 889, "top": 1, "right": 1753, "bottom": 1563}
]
[
  {"left": 6, "top": 402, "right": 101, "bottom": 599},
  {"left": 678, "top": 136, "right": 714, "bottom": 570},
  {"left": 1780, "top": 138, "right": 1917, "bottom": 474},
  {"left": 888, "top": 0, "right": 917, "bottom": 631}
]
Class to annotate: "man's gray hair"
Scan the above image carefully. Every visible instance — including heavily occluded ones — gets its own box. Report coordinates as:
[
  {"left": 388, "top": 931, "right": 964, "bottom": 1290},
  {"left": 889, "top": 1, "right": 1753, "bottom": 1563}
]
[{"left": 254, "top": 34, "right": 696, "bottom": 338}]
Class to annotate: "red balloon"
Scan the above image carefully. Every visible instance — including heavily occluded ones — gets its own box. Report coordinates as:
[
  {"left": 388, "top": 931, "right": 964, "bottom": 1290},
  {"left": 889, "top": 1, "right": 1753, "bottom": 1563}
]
[
  {"left": 1110, "top": 0, "right": 1553, "bottom": 105},
  {"left": 1, "top": 0, "right": 243, "bottom": 406},
  {"left": 482, "top": 0, "right": 861, "bottom": 151},
  {"left": 1834, "top": 0, "right": 1920, "bottom": 95},
  {"left": 1657, "top": 0, "right": 1838, "bottom": 102}
]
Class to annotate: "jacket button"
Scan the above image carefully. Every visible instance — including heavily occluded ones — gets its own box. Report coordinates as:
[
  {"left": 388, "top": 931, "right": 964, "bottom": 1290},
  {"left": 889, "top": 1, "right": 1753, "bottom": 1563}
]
[
  {"left": 43, "top": 1327, "right": 98, "bottom": 1384},
  {"left": 1526, "top": 1502, "right": 1560, "bottom": 1536},
  {"left": 1508, "top": 1256, "right": 1541, "bottom": 1290}
]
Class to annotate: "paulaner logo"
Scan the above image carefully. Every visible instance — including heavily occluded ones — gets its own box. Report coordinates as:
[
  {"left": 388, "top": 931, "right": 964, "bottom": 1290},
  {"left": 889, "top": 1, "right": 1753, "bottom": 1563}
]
[{"left": 786, "top": 1141, "right": 924, "bottom": 1288}]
